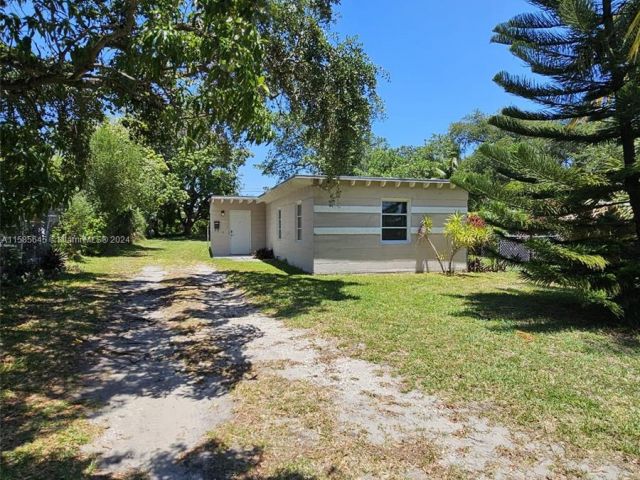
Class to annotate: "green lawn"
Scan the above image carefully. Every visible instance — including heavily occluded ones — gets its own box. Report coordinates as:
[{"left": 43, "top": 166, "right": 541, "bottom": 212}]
[
  {"left": 2, "top": 238, "right": 638, "bottom": 479},
  {"left": 213, "top": 256, "right": 640, "bottom": 462}
]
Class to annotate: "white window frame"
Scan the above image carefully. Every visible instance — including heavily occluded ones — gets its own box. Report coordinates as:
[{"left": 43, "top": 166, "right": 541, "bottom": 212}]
[
  {"left": 295, "top": 201, "right": 302, "bottom": 241},
  {"left": 277, "top": 208, "right": 282, "bottom": 240},
  {"left": 380, "top": 198, "right": 410, "bottom": 244}
]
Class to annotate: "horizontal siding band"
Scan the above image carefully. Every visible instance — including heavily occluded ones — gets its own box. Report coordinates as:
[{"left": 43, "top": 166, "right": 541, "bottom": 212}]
[
  {"left": 314, "top": 205, "right": 379, "bottom": 213},
  {"left": 314, "top": 205, "right": 467, "bottom": 214},
  {"left": 314, "top": 227, "right": 444, "bottom": 235},
  {"left": 412, "top": 206, "right": 467, "bottom": 214},
  {"left": 314, "top": 227, "right": 377, "bottom": 235},
  {"left": 411, "top": 227, "right": 444, "bottom": 234}
]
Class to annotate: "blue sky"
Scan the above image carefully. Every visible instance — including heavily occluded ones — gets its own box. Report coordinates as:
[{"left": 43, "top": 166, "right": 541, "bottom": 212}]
[{"left": 238, "top": 0, "right": 534, "bottom": 195}]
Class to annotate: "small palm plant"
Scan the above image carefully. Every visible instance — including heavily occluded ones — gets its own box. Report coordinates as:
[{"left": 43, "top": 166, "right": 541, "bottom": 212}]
[{"left": 418, "top": 212, "right": 492, "bottom": 274}]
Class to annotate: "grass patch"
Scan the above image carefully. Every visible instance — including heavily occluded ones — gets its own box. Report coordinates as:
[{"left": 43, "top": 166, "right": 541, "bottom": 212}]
[
  {"left": 74, "top": 238, "right": 212, "bottom": 277},
  {"left": 1, "top": 270, "right": 111, "bottom": 479},
  {"left": 213, "top": 257, "right": 640, "bottom": 461}
]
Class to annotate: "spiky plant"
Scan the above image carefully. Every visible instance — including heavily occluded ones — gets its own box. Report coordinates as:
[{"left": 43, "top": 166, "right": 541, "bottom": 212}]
[
  {"left": 456, "top": 0, "right": 640, "bottom": 319},
  {"left": 419, "top": 213, "right": 491, "bottom": 275}
]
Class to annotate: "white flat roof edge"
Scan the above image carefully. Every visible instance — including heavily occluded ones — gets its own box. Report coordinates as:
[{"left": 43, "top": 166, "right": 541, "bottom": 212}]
[
  {"left": 210, "top": 195, "right": 259, "bottom": 201},
  {"left": 291, "top": 174, "right": 451, "bottom": 183},
  {"left": 210, "top": 175, "right": 457, "bottom": 203}
]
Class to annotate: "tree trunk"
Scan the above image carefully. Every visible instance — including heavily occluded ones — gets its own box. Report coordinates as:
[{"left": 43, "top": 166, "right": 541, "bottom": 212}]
[
  {"left": 603, "top": 0, "right": 640, "bottom": 242},
  {"left": 182, "top": 200, "right": 196, "bottom": 236},
  {"left": 421, "top": 235, "right": 447, "bottom": 273},
  {"left": 183, "top": 218, "right": 194, "bottom": 236},
  {"left": 621, "top": 125, "right": 640, "bottom": 242}
]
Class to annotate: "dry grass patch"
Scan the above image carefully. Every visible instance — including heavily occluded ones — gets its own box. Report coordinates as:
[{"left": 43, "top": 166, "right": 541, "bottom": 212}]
[{"left": 203, "top": 375, "right": 464, "bottom": 479}]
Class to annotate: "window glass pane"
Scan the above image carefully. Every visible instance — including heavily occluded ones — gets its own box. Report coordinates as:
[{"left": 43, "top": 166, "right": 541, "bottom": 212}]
[
  {"left": 382, "top": 201, "right": 407, "bottom": 214},
  {"left": 381, "top": 228, "right": 407, "bottom": 241},
  {"left": 382, "top": 215, "right": 407, "bottom": 227}
]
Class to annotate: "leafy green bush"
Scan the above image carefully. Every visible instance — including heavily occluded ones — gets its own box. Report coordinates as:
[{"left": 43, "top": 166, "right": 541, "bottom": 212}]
[
  {"left": 0, "top": 246, "right": 25, "bottom": 281},
  {"left": 86, "top": 120, "right": 169, "bottom": 238},
  {"left": 253, "top": 248, "right": 274, "bottom": 260},
  {"left": 108, "top": 208, "right": 146, "bottom": 240},
  {"left": 52, "top": 192, "right": 106, "bottom": 256},
  {"left": 191, "top": 219, "right": 209, "bottom": 238}
]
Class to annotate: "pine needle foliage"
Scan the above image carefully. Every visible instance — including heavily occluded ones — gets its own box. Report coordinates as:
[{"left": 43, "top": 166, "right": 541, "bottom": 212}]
[
  {"left": 457, "top": 0, "right": 640, "bottom": 320},
  {"left": 457, "top": 140, "right": 636, "bottom": 319}
]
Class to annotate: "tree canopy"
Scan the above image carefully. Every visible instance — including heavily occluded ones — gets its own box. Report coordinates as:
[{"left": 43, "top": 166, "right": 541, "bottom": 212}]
[
  {"left": 1, "top": 0, "right": 381, "bottom": 227},
  {"left": 354, "top": 136, "right": 459, "bottom": 179},
  {"left": 354, "top": 112, "right": 518, "bottom": 182},
  {"left": 489, "top": 0, "right": 640, "bottom": 237},
  {"left": 87, "top": 122, "right": 167, "bottom": 218}
]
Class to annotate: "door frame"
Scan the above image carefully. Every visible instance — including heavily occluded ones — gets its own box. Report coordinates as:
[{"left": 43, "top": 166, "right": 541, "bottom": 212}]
[{"left": 229, "top": 210, "right": 252, "bottom": 255}]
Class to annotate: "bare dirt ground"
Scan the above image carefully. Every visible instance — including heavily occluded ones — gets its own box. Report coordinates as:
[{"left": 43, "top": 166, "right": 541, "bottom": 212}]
[{"left": 80, "top": 264, "right": 634, "bottom": 479}]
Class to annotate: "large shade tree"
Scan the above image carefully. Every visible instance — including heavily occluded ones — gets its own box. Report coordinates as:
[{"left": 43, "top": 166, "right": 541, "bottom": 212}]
[
  {"left": 457, "top": 0, "right": 640, "bottom": 319},
  {"left": 166, "top": 138, "right": 248, "bottom": 236},
  {"left": 354, "top": 136, "right": 460, "bottom": 179},
  {"left": 1, "top": 0, "right": 380, "bottom": 228}
]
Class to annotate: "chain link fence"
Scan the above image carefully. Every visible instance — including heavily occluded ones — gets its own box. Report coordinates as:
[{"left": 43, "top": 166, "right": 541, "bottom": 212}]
[{"left": 497, "top": 237, "right": 533, "bottom": 262}]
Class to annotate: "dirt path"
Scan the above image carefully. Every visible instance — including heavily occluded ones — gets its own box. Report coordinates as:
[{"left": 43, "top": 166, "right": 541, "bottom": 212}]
[
  {"left": 81, "top": 264, "right": 632, "bottom": 479},
  {"left": 80, "top": 265, "right": 239, "bottom": 478}
]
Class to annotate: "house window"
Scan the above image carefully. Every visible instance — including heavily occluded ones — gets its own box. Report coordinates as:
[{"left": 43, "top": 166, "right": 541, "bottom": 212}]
[
  {"left": 381, "top": 200, "right": 408, "bottom": 242},
  {"left": 296, "top": 203, "right": 302, "bottom": 241},
  {"left": 278, "top": 209, "right": 282, "bottom": 239}
]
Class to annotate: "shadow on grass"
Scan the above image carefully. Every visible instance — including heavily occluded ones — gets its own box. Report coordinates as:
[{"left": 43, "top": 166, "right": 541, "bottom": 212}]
[
  {"left": 97, "top": 242, "right": 162, "bottom": 257},
  {"left": 179, "top": 437, "right": 316, "bottom": 479},
  {"left": 259, "top": 259, "right": 306, "bottom": 275},
  {"left": 450, "top": 287, "right": 639, "bottom": 349},
  {"left": 1, "top": 270, "right": 116, "bottom": 478},
  {"left": 155, "top": 234, "right": 207, "bottom": 241},
  {"left": 219, "top": 260, "right": 360, "bottom": 318}
]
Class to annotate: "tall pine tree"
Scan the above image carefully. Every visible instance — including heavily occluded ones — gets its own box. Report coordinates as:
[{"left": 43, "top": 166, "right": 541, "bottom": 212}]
[{"left": 457, "top": 0, "right": 640, "bottom": 319}]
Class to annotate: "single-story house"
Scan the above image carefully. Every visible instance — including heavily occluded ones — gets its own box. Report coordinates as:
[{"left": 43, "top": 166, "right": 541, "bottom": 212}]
[{"left": 209, "top": 175, "right": 468, "bottom": 274}]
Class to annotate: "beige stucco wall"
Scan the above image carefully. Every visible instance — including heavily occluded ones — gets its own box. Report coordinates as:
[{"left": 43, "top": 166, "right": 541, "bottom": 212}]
[
  {"left": 209, "top": 200, "right": 266, "bottom": 256},
  {"left": 312, "top": 184, "right": 468, "bottom": 274},
  {"left": 209, "top": 181, "right": 469, "bottom": 275},
  {"left": 265, "top": 189, "right": 315, "bottom": 273}
]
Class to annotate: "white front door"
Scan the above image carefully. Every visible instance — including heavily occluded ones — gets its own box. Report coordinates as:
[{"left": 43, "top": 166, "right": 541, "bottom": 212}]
[{"left": 229, "top": 210, "right": 252, "bottom": 254}]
